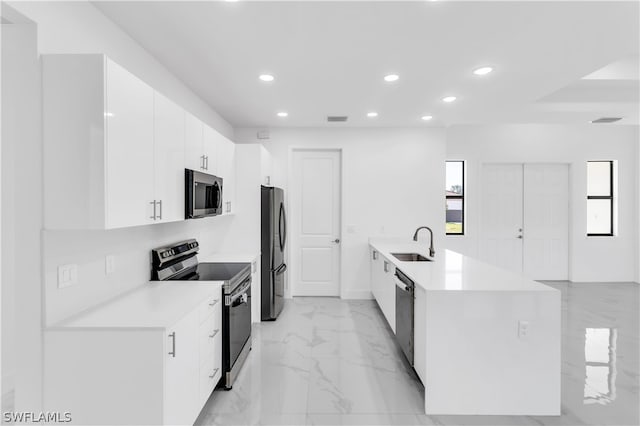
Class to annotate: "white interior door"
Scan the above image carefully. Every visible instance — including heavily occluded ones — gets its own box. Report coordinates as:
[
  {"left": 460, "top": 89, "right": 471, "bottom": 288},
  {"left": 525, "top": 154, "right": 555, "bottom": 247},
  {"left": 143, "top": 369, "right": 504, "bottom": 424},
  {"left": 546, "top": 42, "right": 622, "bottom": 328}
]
[
  {"left": 523, "top": 164, "right": 569, "bottom": 280},
  {"left": 480, "top": 164, "right": 524, "bottom": 274},
  {"left": 291, "top": 150, "right": 341, "bottom": 296},
  {"left": 480, "top": 163, "right": 569, "bottom": 280}
]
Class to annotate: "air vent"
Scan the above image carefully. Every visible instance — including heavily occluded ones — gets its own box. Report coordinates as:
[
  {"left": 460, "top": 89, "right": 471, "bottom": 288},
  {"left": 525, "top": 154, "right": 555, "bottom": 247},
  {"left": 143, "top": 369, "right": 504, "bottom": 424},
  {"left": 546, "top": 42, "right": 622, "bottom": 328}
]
[
  {"left": 591, "top": 117, "right": 623, "bottom": 124},
  {"left": 327, "top": 116, "right": 348, "bottom": 122}
]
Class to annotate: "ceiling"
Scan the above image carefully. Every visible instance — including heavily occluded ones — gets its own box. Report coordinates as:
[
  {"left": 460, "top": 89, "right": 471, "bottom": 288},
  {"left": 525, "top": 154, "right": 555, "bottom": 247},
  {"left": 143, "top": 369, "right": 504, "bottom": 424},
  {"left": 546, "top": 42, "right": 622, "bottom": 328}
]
[{"left": 93, "top": 1, "right": 639, "bottom": 128}]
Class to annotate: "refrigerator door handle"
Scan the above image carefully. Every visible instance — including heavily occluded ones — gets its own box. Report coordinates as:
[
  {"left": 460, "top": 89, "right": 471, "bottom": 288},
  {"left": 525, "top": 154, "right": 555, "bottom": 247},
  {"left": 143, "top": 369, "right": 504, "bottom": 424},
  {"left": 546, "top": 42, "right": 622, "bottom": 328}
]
[
  {"left": 279, "top": 202, "right": 287, "bottom": 252},
  {"left": 273, "top": 263, "right": 287, "bottom": 274}
]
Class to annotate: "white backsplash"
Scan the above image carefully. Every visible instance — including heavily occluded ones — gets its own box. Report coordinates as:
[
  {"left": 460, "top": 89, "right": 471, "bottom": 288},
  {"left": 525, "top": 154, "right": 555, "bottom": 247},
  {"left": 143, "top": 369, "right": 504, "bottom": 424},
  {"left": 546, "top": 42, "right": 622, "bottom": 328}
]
[{"left": 43, "top": 215, "right": 236, "bottom": 326}]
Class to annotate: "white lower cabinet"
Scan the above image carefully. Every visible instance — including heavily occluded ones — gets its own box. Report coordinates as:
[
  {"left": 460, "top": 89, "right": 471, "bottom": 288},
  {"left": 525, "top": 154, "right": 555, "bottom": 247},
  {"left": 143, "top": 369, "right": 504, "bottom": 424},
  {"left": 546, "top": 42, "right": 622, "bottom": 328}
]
[
  {"left": 370, "top": 248, "right": 396, "bottom": 333},
  {"left": 164, "top": 309, "right": 199, "bottom": 425},
  {"left": 44, "top": 291, "right": 222, "bottom": 425},
  {"left": 414, "top": 285, "right": 426, "bottom": 383}
]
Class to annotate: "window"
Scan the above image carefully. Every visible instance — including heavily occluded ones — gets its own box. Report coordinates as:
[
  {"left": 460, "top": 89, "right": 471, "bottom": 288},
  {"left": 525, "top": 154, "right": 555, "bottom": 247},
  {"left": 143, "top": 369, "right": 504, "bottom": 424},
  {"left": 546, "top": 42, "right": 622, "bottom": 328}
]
[
  {"left": 587, "top": 161, "right": 614, "bottom": 236},
  {"left": 446, "top": 161, "right": 464, "bottom": 235}
]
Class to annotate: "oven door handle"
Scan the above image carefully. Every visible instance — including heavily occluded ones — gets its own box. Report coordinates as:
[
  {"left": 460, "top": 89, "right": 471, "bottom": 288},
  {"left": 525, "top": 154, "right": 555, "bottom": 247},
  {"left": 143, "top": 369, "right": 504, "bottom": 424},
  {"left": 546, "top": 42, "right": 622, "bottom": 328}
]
[{"left": 228, "top": 277, "right": 251, "bottom": 305}]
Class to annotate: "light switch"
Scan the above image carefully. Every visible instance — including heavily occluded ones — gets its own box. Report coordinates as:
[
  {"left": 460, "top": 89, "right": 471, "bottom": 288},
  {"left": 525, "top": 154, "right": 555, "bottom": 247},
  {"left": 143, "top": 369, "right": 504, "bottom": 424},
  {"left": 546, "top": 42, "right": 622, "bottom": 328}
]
[
  {"left": 105, "top": 255, "right": 115, "bottom": 275},
  {"left": 518, "top": 320, "right": 530, "bottom": 339},
  {"left": 58, "top": 264, "right": 78, "bottom": 288}
]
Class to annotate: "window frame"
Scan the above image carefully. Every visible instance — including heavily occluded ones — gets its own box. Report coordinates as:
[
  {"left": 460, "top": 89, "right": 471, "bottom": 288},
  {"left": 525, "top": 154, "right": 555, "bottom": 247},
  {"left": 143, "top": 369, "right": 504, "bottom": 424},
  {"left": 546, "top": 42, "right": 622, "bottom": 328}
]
[
  {"left": 446, "top": 160, "right": 465, "bottom": 236},
  {"left": 587, "top": 160, "right": 614, "bottom": 237}
]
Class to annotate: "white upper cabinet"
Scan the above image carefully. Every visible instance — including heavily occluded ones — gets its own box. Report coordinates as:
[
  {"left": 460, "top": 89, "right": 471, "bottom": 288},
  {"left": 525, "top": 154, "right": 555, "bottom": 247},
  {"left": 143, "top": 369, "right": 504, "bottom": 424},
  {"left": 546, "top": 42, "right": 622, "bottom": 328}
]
[
  {"left": 202, "top": 124, "right": 220, "bottom": 175},
  {"left": 153, "top": 92, "right": 185, "bottom": 224},
  {"left": 43, "top": 54, "right": 231, "bottom": 229},
  {"left": 105, "top": 59, "right": 155, "bottom": 228},
  {"left": 44, "top": 55, "right": 186, "bottom": 229},
  {"left": 260, "top": 145, "right": 274, "bottom": 186},
  {"left": 218, "top": 137, "right": 236, "bottom": 214},
  {"left": 185, "top": 111, "right": 204, "bottom": 172}
]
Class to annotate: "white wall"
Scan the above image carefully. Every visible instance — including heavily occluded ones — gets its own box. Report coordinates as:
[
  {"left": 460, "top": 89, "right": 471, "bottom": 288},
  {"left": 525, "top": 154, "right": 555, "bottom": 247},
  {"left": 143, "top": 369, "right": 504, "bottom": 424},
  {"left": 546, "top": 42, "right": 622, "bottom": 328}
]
[
  {"left": 445, "top": 124, "right": 639, "bottom": 283},
  {"left": 1, "top": 16, "right": 43, "bottom": 411},
  {"left": 235, "top": 127, "right": 447, "bottom": 299},
  {"left": 637, "top": 135, "right": 640, "bottom": 284}
]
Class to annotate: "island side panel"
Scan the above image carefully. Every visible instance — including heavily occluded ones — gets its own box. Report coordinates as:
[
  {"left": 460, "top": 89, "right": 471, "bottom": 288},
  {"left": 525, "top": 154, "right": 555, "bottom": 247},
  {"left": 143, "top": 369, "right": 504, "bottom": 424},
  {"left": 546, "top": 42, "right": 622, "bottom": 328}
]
[
  {"left": 424, "top": 289, "right": 561, "bottom": 415},
  {"left": 44, "top": 329, "right": 164, "bottom": 425}
]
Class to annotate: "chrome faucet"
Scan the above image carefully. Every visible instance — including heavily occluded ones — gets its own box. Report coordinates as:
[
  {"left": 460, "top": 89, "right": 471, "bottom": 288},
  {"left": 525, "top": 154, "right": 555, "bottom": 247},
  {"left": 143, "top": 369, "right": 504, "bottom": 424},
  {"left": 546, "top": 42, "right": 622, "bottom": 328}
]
[{"left": 413, "top": 226, "right": 435, "bottom": 258}]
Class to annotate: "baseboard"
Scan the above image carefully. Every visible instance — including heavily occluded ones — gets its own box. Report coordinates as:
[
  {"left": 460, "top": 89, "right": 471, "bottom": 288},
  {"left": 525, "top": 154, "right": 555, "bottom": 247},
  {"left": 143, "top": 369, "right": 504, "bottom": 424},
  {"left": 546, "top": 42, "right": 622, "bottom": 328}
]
[{"left": 341, "top": 290, "right": 373, "bottom": 300}]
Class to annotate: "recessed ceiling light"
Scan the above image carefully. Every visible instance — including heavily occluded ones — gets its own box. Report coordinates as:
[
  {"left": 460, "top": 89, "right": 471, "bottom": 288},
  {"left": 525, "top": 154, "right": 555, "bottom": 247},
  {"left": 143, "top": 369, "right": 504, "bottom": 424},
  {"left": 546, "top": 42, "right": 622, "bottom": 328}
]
[
  {"left": 259, "top": 74, "right": 274, "bottom": 82},
  {"left": 367, "top": 112, "right": 378, "bottom": 118},
  {"left": 384, "top": 74, "right": 399, "bottom": 82},
  {"left": 473, "top": 66, "right": 493, "bottom": 76},
  {"left": 277, "top": 112, "right": 288, "bottom": 117},
  {"left": 442, "top": 96, "right": 457, "bottom": 103},
  {"left": 421, "top": 115, "right": 433, "bottom": 121}
]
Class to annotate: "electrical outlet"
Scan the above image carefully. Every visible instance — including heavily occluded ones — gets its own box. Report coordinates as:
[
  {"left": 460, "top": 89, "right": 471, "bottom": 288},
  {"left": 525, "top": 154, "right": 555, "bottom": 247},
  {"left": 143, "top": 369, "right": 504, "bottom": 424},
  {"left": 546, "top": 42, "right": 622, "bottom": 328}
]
[
  {"left": 58, "top": 264, "right": 78, "bottom": 288},
  {"left": 518, "top": 320, "right": 530, "bottom": 339},
  {"left": 105, "top": 255, "right": 115, "bottom": 275}
]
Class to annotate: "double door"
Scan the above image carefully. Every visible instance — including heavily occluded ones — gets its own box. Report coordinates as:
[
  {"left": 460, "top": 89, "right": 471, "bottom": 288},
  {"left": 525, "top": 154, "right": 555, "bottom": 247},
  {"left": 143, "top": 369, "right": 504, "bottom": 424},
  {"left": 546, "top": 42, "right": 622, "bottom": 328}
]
[{"left": 480, "top": 163, "right": 569, "bottom": 280}]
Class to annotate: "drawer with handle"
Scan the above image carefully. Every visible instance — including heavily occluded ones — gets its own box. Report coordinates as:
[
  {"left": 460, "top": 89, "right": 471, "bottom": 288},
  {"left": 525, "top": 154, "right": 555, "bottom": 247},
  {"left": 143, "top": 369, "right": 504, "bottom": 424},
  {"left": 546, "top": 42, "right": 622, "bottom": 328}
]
[
  {"left": 198, "top": 295, "right": 220, "bottom": 325},
  {"left": 199, "top": 345, "right": 222, "bottom": 401},
  {"left": 199, "top": 321, "right": 220, "bottom": 362}
]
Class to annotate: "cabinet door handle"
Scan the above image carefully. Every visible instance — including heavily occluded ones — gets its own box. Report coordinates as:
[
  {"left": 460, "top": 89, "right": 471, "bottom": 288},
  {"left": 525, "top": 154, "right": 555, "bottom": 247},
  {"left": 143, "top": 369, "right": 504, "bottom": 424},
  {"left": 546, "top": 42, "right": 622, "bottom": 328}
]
[
  {"left": 209, "top": 329, "right": 219, "bottom": 338},
  {"left": 150, "top": 201, "right": 157, "bottom": 220},
  {"left": 157, "top": 200, "right": 163, "bottom": 220},
  {"left": 209, "top": 300, "right": 218, "bottom": 307},
  {"left": 209, "top": 368, "right": 219, "bottom": 379},
  {"left": 373, "top": 250, "right": 378, "bottom": 260},
  {"left": 384, "top": 261, "right": 389, "bottom": 273},
  {"left": 205, "top": 156, "right": 209, "bottom": 170},
  {"left": 200, "top": 155, "right": 205, "bottom": 169},
  {"left": 226, "top": 201, "right": 231, "bottom": 213},
  {"left": 168, "top": 332, "right": 176, "bottom": 357}
]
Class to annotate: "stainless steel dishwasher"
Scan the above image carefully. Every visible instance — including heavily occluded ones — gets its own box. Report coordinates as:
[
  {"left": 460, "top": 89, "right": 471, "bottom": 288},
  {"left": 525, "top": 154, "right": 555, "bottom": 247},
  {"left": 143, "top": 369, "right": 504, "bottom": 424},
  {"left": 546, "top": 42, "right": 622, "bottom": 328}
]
[{"left": 394, "top": 268, "right": 415, "bottom": 366}]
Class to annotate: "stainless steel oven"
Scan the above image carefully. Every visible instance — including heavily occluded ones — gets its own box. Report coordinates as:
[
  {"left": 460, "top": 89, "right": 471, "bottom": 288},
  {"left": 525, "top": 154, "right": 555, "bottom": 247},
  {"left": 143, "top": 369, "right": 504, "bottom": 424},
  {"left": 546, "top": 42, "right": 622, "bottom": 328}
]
[
  {"left": 185, "top": 169, "right": 223, "bottom": 219},
  {"left": 223, "top": 269, "right": 252, "bottom": 389},
  {"left": 151, "top": 239, "right": 252, "bottom": 391}
]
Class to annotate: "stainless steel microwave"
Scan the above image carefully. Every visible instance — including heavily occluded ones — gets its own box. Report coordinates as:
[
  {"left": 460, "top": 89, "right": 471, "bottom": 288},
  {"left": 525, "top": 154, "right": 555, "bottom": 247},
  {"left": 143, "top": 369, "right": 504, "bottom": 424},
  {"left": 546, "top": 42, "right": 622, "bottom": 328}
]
[{"left": 185, "top": 169, "right": 223, "bottom": 219}]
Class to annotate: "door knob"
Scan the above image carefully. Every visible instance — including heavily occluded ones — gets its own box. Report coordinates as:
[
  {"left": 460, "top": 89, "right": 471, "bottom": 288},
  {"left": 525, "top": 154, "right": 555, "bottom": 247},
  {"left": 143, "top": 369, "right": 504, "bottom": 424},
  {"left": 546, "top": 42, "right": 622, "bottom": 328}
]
[{"left": 332, "top": 238, "right": 340, "bottom": 244}]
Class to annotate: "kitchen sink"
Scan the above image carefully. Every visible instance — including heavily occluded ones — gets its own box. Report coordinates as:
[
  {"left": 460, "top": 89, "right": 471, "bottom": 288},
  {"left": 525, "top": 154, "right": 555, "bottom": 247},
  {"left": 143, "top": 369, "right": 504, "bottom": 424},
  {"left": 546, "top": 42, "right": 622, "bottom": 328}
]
[{"left": 391, "top": 253, "right": 432, "bottom": 262}]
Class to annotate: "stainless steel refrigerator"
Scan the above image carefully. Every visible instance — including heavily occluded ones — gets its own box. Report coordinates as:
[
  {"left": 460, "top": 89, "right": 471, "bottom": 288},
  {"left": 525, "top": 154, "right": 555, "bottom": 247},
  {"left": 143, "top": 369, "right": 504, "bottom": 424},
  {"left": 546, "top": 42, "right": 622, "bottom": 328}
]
[{"left": 261, "top": 186, "right": 286, "bottom": 321}]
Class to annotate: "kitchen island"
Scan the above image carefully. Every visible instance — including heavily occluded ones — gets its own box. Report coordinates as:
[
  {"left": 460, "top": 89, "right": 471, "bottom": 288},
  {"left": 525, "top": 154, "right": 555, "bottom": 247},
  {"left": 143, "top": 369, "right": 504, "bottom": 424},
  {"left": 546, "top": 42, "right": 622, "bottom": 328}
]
[{"left": 369, "top": 238, "right": 561, "bottom": 416}]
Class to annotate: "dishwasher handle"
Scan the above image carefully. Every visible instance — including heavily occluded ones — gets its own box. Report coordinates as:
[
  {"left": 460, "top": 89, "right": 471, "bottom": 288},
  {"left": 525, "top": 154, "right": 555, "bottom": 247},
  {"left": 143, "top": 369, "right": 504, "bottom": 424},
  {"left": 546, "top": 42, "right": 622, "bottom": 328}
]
[{"left": 394, "top": 269, "right": 414, "bottom": 293}]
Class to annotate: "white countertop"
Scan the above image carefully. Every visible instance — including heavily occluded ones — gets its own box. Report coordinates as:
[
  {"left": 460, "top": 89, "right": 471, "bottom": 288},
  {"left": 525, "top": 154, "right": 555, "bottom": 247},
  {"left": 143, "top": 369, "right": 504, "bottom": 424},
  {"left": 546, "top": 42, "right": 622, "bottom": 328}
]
[
  {"left": 50, "top": 282, "right": 222, "bottom": 329},
  {"left": 369, "top": 238, "right": 556, "bottom": 292}
]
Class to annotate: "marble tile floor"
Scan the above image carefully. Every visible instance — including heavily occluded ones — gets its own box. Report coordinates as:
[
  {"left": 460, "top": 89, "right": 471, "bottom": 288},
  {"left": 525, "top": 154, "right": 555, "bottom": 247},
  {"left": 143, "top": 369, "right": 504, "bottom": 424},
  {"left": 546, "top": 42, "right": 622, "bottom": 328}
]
[{"left": 196, "top": 282, "right": 639, "bottom": 426}]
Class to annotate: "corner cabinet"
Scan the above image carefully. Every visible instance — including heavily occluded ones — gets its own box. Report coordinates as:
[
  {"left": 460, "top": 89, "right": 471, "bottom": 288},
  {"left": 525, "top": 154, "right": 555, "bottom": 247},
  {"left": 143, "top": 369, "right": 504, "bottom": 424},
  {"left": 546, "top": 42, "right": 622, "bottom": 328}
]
[{"left": 44, "top": 287, "right": 222, "bottom": 425}]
